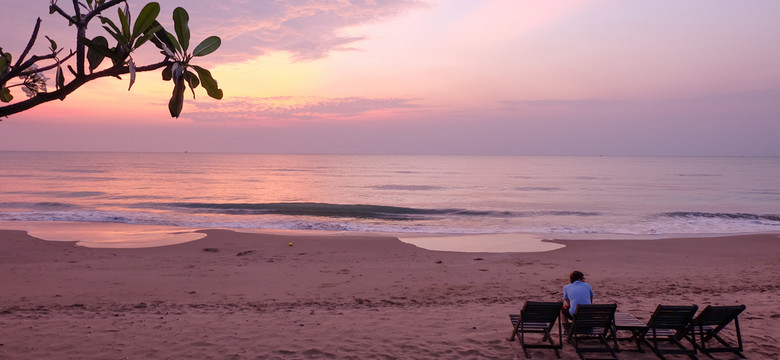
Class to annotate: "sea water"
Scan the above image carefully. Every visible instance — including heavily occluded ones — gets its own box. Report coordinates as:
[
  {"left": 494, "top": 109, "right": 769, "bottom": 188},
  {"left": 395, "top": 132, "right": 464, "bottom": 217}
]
[{"left": 1, "top": 152, "right": 779, "bottom": 237}]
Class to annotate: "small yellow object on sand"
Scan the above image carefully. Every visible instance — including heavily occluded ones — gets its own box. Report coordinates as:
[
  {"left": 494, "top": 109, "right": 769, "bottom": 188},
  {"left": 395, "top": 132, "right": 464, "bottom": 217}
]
[{"left": 288, "top": 242, "right": 293, "bottom": 246}]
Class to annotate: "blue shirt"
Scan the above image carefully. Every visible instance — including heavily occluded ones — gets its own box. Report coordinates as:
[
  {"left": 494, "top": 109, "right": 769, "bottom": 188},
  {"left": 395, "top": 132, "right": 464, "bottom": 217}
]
[{"left": 563, "top": 280, "right": 593, "bottom": 316}]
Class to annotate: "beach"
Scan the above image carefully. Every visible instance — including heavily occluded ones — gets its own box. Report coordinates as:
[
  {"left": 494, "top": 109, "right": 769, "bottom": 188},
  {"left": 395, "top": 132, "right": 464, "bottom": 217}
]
[{"left": 0, "top": 228, "right": 777, "bottom": 359}]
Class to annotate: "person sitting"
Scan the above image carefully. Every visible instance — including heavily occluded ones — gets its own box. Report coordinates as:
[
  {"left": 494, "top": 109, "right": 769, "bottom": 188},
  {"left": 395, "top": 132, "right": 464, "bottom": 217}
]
[{"left": 562, "top": 270, "right": 593, "bottom": 324}]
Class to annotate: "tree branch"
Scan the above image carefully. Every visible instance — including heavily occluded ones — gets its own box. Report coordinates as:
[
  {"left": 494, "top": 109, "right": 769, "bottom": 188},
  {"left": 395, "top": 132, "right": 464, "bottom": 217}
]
[
  {"left": 0, "top": 60, "right": 171, "bottom": 118},
  {"left": 17, "top": 51, "right": 76, "bottom": 76},
  {"left": 71, "top": 0, "right": 81, "bottom": 21},
  {"left": 49, "top": 4, "right": 74, "bottom": 23},
  {"left": 15, "top": 54, "right": 58, "bottom": 77},
  {"left": 2, "top": 2, "right": 222, "bottom": 120},
  {"left": 84, "top": 0, "right": 126, "bottom": 23},
  {"left": 1, "top": 21, "right": 55, "bottom": 86},
  {"left": 12, "top": 18, "right": 42, "bottom": 72},
  {"left": 73, "top": 0, "right": 86, "bottom": 75}
]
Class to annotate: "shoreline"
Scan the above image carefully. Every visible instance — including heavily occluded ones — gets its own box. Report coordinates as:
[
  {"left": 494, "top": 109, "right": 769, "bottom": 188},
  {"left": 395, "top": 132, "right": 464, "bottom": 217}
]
[
  {"left": 2, "top": 220, "right": 777, "bottom": 252},
  {"left": 0, "top": 227, "right": 778, "bottom": 358}
]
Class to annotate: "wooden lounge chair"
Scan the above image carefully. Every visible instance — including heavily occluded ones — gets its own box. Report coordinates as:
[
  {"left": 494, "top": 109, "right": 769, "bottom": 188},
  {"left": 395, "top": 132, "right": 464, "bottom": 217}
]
[
  {"left": 508, "top": 301, "right": 563, "bottom": 358},
  {"left": 643, "top": 305, "right": 699, "bottom": 360},
  {"left": 567, "top": 303, "right": 618, "bottom": 360},
  {"left": 688, "top": 305, "right": 746, "bottom": 359}
]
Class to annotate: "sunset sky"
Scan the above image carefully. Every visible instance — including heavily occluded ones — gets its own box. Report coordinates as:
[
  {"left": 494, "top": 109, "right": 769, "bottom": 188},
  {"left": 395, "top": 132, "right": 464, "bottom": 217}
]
[{"left": 1, "top": 0, "right": 779, "bottom": 155}]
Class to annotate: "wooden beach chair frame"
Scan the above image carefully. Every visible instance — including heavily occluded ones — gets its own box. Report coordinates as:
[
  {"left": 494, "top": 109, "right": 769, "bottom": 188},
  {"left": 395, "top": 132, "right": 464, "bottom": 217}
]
[
  {"left": 643, "top": 304, "right": 699, "bottom": 360},
  {"left": 687, "top": 305, "right": 746, "bottom": 359},
  {"left": 508, "top": 301, "right": 564, "bottom": 358},
  {"left": 566, "top": 303, "right": 618, "bottom": 360}
]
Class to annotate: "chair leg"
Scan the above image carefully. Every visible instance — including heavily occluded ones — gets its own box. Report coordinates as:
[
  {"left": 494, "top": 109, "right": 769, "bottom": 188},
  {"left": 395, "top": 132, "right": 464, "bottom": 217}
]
[
  {"left": 609, "top": 327, "right": 619, "bottom": 353},
  {"left": 644, "top": 337, "right": 668, "bottom": 360},
  {"left": 542, "top": 329, "right": 561, "bottom": 359},
  {"left": 508, "top": 320, "right": 521, "bottom": 341},
  {"left": 573, "top": 339, "right": 587, "bottom": 360},
  {"left": 601, "top": 335, "right": 618, "bottom": 359},
  {"left": 633, "top": 329, "right": 645, "bottom": 352},
  {"left": 735, "top": 317, "right": 745, "bottom": 358},
  {"left": 668, "top": 336, "right": 697, "bottom": 360},
  {"left": 702, "top": 332, "right": 745, "bottom": 359},
  {"left": 520, "top": 331, "right": 530, "bottom": 358}
]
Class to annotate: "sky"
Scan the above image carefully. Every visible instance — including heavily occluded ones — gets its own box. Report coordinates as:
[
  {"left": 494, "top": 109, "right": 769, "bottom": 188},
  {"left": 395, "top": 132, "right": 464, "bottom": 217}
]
[{"left": 1, "top": 0, "right": 779, "bottom": 156}]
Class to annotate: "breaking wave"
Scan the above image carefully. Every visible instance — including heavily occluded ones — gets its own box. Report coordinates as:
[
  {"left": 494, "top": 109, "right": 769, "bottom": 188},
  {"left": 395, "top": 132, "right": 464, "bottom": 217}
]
[
  {"left": 154, "top": 202, "right": 601, "bottom": 220},
  {"left": 660, "top": 212, "right": 780, "bottom": 222}
]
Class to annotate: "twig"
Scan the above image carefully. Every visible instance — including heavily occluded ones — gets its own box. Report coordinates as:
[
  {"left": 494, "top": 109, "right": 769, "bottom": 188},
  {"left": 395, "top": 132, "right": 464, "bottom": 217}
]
[
  {"left": 83, "top": 0, "right": 126, "bottom": 23},
  {"left": 12, "top": 18, "right": 42, "bottom": 72},
  {"left": 48, "top": 4, "right": 73, "bottom": 23},
  {"left": 17, "top": 51, "right": 75, "bottom": 76}
]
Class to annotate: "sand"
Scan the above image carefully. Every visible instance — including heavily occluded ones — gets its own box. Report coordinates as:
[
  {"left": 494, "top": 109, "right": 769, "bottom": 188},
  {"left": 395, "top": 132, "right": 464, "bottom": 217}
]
[{"left": 0, "top": 228, "right": 778, "bottom": 359}]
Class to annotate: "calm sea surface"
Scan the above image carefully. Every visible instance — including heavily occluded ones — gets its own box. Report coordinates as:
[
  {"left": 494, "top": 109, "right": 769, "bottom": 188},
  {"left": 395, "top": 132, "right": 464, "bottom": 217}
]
[{"left": 1, "top": 151, "right": 779, "bottom": 236}]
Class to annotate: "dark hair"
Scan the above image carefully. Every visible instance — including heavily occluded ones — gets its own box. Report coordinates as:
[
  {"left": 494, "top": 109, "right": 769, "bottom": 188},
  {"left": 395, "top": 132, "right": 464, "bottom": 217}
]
[{"left": 570, "top": 271, "right": 585, "bottom": 283}]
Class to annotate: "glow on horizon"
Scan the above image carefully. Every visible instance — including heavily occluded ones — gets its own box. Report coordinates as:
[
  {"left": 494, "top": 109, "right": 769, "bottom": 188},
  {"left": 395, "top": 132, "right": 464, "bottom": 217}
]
[{"left": 2, "top": 1, "right": 780, "bottom": 156}]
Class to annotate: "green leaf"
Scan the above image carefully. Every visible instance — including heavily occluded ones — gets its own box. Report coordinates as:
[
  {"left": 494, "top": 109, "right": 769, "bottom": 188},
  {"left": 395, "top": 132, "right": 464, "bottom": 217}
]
[
  {"left": 86, "top": 36, "right": 110, "bottom": 71},
  {"left": 192, "top": 36, "right": 221, "bottom": 57},
  {"left": 148, "top": 35, "right": 162, "bottom": 49},
  {"left": 56, "top": 65, "right": 65, "bottom": 90},
  {"left": 165, "top": 31, "right": 182, "bottom": 54},
  {"left": 173, "top": 7, "right": 190, "bottom": 52},
  {"left": 113, "top": 45, "right": 130, "bottom": 65},
  {"left": 162, "top": 64, "right": 172, "bottom": 81},
  {"left": 185, "top": 70, "right": 199, "bottom": 98},
  {"left": 185, "top": 70, "right": 199, "bottom": 89},
  {"left": 133, "top": 36, "right": 148, "bottom": 50},
  {"left": 45, "top": 36, "right": 57, "bottom": 51},
  {"left": 102, "top": 25, "right": 121, "bottom": 42},
  {"left": 151, "top": 33, "right": 175, "bottom": 58},
  {"left": 118, "top": 6, "right": 131, "bottom": 40},
  {"left": 146, "top": 21, "right": 174, "bottom": 53},
  {"left": 0, "top": 87, "right": 12, "bottom": 103},
  {"left": 100, "top": 16, "right": 122, "bottom": 37},
  {"left": 168, "top": 78, "right": 186, "bottom": 117},
  {"left": 132, "top": 2, "right": 160, "bottom": 39},
  {"left": 0, "top": 52, "right": 10, "bottom": 73},
  {"left": 192, "top": 65, "right": 223, "bottom": 100},
  {"left": 135, "top": 23, "right": 162, "bottom": 49},
  {"left": 84, "top": 37, "right": 116, "bottom": 63}
]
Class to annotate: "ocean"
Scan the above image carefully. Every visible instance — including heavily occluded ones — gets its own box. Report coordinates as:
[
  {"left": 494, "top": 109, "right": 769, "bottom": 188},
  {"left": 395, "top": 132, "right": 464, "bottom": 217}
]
[{"left": 1, "top": 151, "right": 779, "bottom": 237}]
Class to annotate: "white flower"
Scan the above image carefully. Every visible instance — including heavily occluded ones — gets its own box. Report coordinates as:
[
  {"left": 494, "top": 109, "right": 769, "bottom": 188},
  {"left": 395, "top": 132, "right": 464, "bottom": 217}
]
[{"left": 19, "top": 64, "right": 49, "bottom": 98}]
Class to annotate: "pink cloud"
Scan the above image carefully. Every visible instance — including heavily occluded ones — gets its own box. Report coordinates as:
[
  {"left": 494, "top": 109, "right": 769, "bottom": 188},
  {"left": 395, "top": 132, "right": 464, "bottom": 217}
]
[
  {"left": 182, "top": 96, "right": 422, "bottom": 124},
  {"left": 1, "top": 1, "right": 426, "bottom": 66},
  {"left": 185, "top": 0, "right": 427, "bottom": 62}
]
